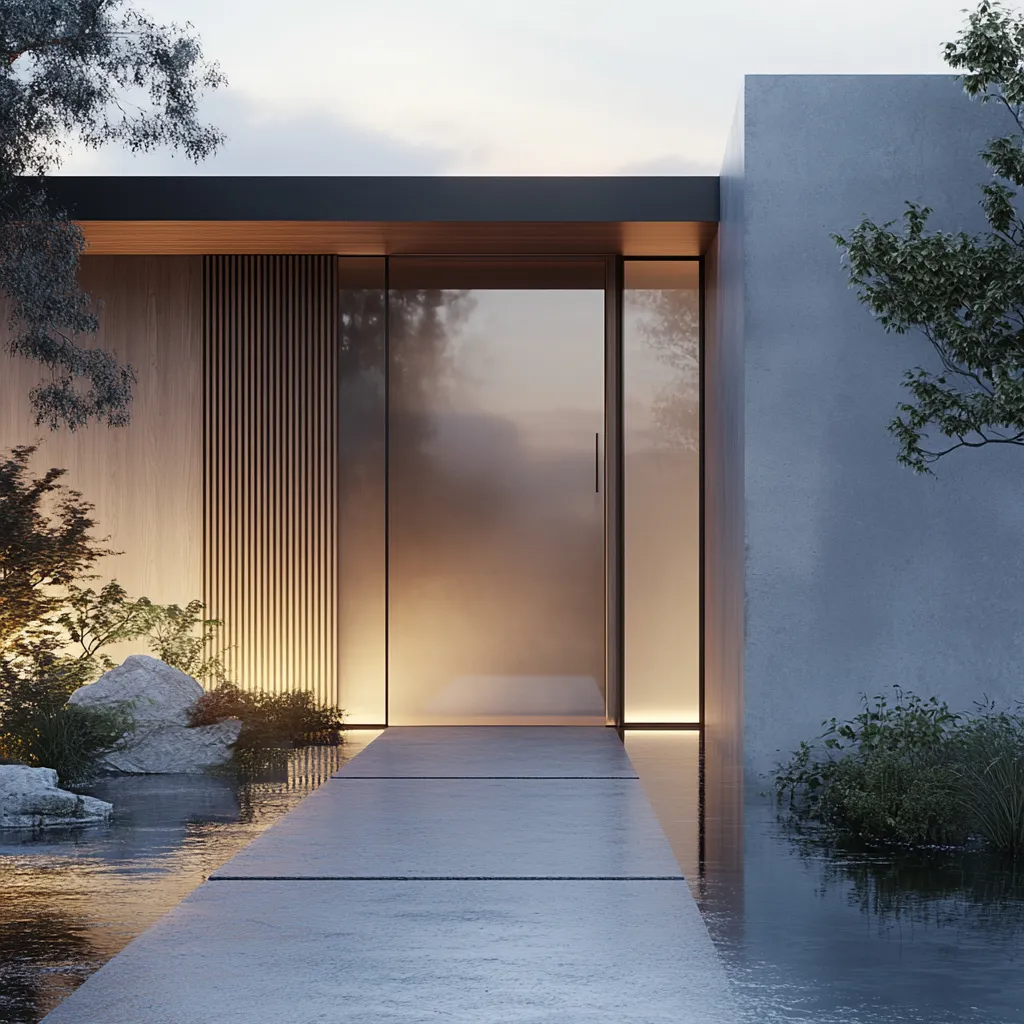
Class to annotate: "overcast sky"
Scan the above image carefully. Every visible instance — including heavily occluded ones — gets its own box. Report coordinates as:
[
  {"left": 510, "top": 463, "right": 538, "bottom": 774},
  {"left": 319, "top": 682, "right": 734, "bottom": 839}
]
[{"left": 62, "top": 0, "right": 981, "bottom": 176}]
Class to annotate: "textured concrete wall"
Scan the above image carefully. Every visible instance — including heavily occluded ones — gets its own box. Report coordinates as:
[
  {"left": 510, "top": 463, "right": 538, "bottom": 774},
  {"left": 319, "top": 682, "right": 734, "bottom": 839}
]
[
  {"left": 704, "top": 92, "right": 746, "bottom": 873},
  {"left": 742, "top": 75, "right": 1024, "bottom": 777}
]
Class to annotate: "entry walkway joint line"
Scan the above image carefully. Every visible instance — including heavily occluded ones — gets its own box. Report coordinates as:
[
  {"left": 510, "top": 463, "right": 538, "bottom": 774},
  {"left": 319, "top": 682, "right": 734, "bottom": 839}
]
[{"left": 208, "top": 874, "right": 691, "bottom": 881}]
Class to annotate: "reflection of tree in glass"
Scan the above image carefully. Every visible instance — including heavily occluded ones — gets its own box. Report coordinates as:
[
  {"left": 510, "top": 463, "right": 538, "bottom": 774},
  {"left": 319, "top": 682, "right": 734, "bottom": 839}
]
[
  {"left": 339, "top": 287, "right": 475, "bottom": 428},
  {"left": 337, "top": 286, "right": 475, "bottom": 525},
  {"left": 632, "top": 288, "right": 700, "bottom": 452}
]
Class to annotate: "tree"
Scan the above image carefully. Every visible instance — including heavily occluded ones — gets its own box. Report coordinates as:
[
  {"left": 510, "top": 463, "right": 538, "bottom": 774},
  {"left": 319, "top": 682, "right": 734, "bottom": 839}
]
[
  {"left": 0, "top": 0, "right": 224, "bottom": 430},
  {"left": 832, "top": 0, "right": 1024, "bottom": 474},
  {"left": 0, "top": 443, "right": 115, "bottom": 650}
]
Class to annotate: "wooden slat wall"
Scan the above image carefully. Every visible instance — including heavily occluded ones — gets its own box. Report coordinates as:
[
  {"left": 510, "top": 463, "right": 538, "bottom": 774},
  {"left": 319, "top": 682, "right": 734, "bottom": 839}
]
[
  {"left": 0, "top": 256, "right": 204, "bottom": 667},
  {"left": 203, "top": 255, "right": 339, "bottom": 703}
]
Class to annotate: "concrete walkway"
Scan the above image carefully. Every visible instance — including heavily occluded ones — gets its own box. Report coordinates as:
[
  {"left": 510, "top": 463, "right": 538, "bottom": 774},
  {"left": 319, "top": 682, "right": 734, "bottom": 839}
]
[{"left": 42, "top": 727, "right": 737, "bottom": 1023}]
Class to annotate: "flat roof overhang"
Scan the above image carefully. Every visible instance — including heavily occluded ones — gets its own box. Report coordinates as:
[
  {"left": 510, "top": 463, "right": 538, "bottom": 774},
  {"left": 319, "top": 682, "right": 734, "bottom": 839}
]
[{"left": 39, "top": 176, "right": 719, "bottom": 256}]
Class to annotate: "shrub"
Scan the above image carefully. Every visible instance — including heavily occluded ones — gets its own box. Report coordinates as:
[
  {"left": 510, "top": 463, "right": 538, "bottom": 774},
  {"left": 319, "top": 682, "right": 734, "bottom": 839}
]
[
  {"left": 774, "top": 688, "right": 1024, "bottom": 853},
  {"left": 188, "top": 683, "right": 344, "bottom": 774},
  {"left": 0, "top": 445, "right": 117, "bottom": 651},
  {"left": 816, "top": 748, "right": 967, "bottom": 846},
  {"left": 0, "top": 653, "right": 133, "bottom": 785}
]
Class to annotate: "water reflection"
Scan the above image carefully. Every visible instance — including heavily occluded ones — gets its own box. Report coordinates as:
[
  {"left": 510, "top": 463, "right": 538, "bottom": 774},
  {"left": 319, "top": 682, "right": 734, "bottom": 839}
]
[
  {"left": 627, "top": 731, "right": 1024, "bottom": 1024},
  {"left": 0, "top": 735, "right": 381, "bottom": 1024}
]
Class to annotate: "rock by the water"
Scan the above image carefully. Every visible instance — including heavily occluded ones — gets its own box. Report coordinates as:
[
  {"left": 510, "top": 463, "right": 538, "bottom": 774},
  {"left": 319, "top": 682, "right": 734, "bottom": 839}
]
[
  {"left": 0, "top": 765, "right": 113, "bottom": 828},
  {"left": 68, "top": 655, "right": 242, "bottom": 774}
]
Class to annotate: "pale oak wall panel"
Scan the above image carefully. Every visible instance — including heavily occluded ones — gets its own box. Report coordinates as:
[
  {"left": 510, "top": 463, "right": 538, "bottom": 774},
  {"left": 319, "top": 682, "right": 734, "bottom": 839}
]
[{"left": 0, "top": 256, "right": 204, "bottom": 635}]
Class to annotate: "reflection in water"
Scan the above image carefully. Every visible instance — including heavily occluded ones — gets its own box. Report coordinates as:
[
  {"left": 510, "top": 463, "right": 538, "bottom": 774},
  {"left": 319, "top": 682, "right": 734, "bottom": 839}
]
[
  {"left": 0, "top": 736, "right": 381, "bottom": 1024},
  {"left": 628, "top": 731, "right": 1024, "bottom": 1024}
]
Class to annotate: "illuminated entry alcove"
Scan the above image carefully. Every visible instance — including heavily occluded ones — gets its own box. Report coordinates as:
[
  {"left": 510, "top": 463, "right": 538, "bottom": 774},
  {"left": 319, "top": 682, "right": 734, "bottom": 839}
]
[
  {"left": 328, "top": 256, "right": 701, "bottom": 727},
  {"left": 2, "top": 178, "right": 716, "bottom": 734}
]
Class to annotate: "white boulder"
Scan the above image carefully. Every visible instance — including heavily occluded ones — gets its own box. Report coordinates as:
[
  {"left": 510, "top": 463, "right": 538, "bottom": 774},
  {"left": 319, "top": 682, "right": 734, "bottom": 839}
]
[
  {"left": 68, "top": 655, "right": 242, "bottom": 774},
  {"left": 0, "top": 764, "right": 113, "bottom": 828}
]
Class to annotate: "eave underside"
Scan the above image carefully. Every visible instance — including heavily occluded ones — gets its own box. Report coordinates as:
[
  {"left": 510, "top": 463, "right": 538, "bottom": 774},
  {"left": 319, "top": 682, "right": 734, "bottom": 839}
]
[{"left": 78, "top": 220, "right": 717, "bottom": 256}]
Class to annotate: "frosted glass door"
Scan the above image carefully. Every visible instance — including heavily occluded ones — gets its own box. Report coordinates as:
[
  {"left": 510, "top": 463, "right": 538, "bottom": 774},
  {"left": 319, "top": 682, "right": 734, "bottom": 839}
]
[{"left": 387, "top": 258, "right": 606, "bottom": 724}]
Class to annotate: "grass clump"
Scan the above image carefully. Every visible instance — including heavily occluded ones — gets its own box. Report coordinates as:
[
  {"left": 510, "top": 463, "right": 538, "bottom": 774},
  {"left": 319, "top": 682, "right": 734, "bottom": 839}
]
[
  {"left": 775, "top": 688, "right": 1024, "bottom": 856},
  {"left": 0, "top": 654, "right": 133, "bottom": 785},
  {"left": 188, "top": 682, "right": 345, "bottom": 776}
]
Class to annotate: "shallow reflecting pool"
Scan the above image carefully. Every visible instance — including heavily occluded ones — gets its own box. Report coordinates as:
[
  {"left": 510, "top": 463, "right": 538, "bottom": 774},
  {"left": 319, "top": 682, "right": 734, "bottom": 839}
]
[
  {"left": 627, "top": 731, "right": 1024, "bottom": 1024},
  {"left": 3, "top": 730, "right": 1023, "bottom": 1024},
  {"left": 0, "top": 736, "right": 380, "bottom": 1024}
]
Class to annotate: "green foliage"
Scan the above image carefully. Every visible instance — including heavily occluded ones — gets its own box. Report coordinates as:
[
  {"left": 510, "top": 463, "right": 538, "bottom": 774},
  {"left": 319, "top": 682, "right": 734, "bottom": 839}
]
[
  {"left": 954, "top": 708, "right": 1024, "bottom": 854},
  {"left": 57, "top": 581, "right": 157, "bottom": 672},
  {"left": 832, "top": 0, "right": 1024, "bottom": 473},
  {"left": 189, "top": 683, "right": 344, "bottom": 746},
  {"left": 189, "top": 683, "right": 345, "bottom": 775},
  {"left": 0, "top": 445, "right": 115, "bottom": 650},
  {"left": 0, "top": 654, "right": 133, "bottom": 785},
  {"left": 0, "top": 0, "right": 224, "bottom": 430},
  {"left": 143, "top": 600, "right": 227, "bottom": 684},
  {"left": 776, "top": 688, "right": 1024, "bottom": 855}
]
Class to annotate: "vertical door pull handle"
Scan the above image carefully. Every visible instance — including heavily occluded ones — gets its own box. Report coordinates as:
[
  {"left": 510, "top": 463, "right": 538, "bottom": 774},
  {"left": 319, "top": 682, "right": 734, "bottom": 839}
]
[{"left": 595, "top": 432, "right": 600, "bottom": 493}]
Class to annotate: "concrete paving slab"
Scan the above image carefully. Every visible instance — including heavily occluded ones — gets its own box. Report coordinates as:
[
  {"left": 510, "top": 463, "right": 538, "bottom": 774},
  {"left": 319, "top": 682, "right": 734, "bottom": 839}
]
[
  {"left": 333, "top": 726, "right": 638, "bottom": 778},
  {"left": 40, "top": 727, "right": 742, "bottom": 1023},
  {"left": 210, "top": 777, "right": 682, "bottom": 879},
  {"left": 39, "top": 879, "right": 737, "bottom": 1024}
]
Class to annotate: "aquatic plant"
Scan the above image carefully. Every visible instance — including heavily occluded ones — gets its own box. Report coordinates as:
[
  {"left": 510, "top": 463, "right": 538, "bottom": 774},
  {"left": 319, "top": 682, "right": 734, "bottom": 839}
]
[{"left": 775, "top": 688, "right": 1024, "bottom": 855}]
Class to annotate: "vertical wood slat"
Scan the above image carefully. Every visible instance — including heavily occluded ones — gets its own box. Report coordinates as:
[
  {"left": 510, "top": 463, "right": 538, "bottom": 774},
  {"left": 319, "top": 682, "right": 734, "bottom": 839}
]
[{"left": 203, "top": 255, "right": 339, "bottom": 703}]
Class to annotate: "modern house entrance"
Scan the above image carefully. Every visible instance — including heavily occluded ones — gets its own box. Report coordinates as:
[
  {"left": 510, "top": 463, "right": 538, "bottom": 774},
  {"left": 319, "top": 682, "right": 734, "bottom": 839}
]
[
  {"left": 1, "top": 176, "right": 722, "bottom": 738},
  {"left": 335, "top": 254, "right": 701, "bottom": 728}
]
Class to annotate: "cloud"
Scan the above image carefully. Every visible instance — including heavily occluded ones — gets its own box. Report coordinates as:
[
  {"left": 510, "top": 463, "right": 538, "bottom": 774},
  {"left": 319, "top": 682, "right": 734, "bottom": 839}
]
[
  {"left": 59, "top": 90, "right": 458, "bottom": 176},
  {"left": 55, "top": 0, "right": 970, "bottom": 176},
  {"left": 612, "top": 154, "right": 720, "bottom": 177}
]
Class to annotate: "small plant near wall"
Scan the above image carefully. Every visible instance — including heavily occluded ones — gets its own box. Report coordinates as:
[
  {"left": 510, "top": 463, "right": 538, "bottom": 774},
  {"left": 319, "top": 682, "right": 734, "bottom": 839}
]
[
  {"left": 775, "top": 687, "right": 1024, "bottom": 856},
  {"left": 188, "top": 684, "right": 345, "bottom": 776},
  {"left": 0, "top": 446, "right": 135, "bottom": 782},
  {"left": 140, "top": 599, "right": 228, "bottom": 684}
]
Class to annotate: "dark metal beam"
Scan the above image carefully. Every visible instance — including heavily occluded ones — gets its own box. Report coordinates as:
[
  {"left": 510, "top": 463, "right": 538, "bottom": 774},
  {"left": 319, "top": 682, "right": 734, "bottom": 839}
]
[{"left": 35, "top": 175, "right": 720, "bottom": 223}]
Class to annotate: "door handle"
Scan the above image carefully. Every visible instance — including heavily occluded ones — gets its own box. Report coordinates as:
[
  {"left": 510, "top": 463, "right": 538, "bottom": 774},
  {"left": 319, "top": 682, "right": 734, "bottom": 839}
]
[{"left": 595, "top": 432, "right": 600, "bottom": 493}]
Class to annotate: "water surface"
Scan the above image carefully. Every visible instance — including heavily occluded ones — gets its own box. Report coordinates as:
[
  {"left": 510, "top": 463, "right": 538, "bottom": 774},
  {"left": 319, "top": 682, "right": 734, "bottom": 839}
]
[
  {"left": 3, "top": 731, "right": 1023, "bottom": 1024},
  {"left": 0, "top": 737, "right": 380, "bottom": 1024},
  {"left": 627, "top": 731, "right": 1024, "bottom": 1024}
]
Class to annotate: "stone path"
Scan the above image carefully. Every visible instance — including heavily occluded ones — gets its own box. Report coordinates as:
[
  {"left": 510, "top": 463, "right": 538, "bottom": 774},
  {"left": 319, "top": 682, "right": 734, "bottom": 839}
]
[{"left": 41, "top": 727, "right": 737, "bottom": 1023}]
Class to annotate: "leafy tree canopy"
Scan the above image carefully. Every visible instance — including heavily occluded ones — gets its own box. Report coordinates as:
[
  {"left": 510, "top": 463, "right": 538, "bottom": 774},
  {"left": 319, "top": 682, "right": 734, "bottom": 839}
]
[
  {"left": 0, "top": 0, "right": 224, "bottom": 430},
  {"left": 833, "top": 0, "right": 1024, "bottom": 473}
]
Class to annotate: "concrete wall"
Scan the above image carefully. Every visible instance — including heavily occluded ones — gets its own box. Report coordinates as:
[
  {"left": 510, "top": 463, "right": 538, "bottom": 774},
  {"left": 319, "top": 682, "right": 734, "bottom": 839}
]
[
  {"left": 702, "top": 89, "right": 746, "bottom": 911},
  {"left": 741, "top": 75, "right": 1024, "bottom": 777}
]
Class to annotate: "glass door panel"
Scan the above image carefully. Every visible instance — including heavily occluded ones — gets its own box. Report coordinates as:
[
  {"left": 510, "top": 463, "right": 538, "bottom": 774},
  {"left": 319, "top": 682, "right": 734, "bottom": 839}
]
[{"left": 387, "top": 258, "right": 606, "bottom": 724}]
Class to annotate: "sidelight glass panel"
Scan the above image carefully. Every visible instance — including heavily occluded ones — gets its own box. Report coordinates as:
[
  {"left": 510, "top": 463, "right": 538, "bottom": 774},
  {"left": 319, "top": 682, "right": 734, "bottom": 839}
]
[
  {"left": 337, "top": 257, "right": 387, "bottom": 723},
  {"left": 623, "top": 260, "right": 701, "bottom": 723},
  {"left": 387, "top": 258, "right": 606, "bottom": 725}
]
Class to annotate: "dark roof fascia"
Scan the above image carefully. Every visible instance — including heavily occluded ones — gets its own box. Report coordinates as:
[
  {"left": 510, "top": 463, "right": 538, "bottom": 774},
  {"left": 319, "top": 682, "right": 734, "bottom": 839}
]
[{"left": 33, "top": 175, "right": 719, "bottom": 223}]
